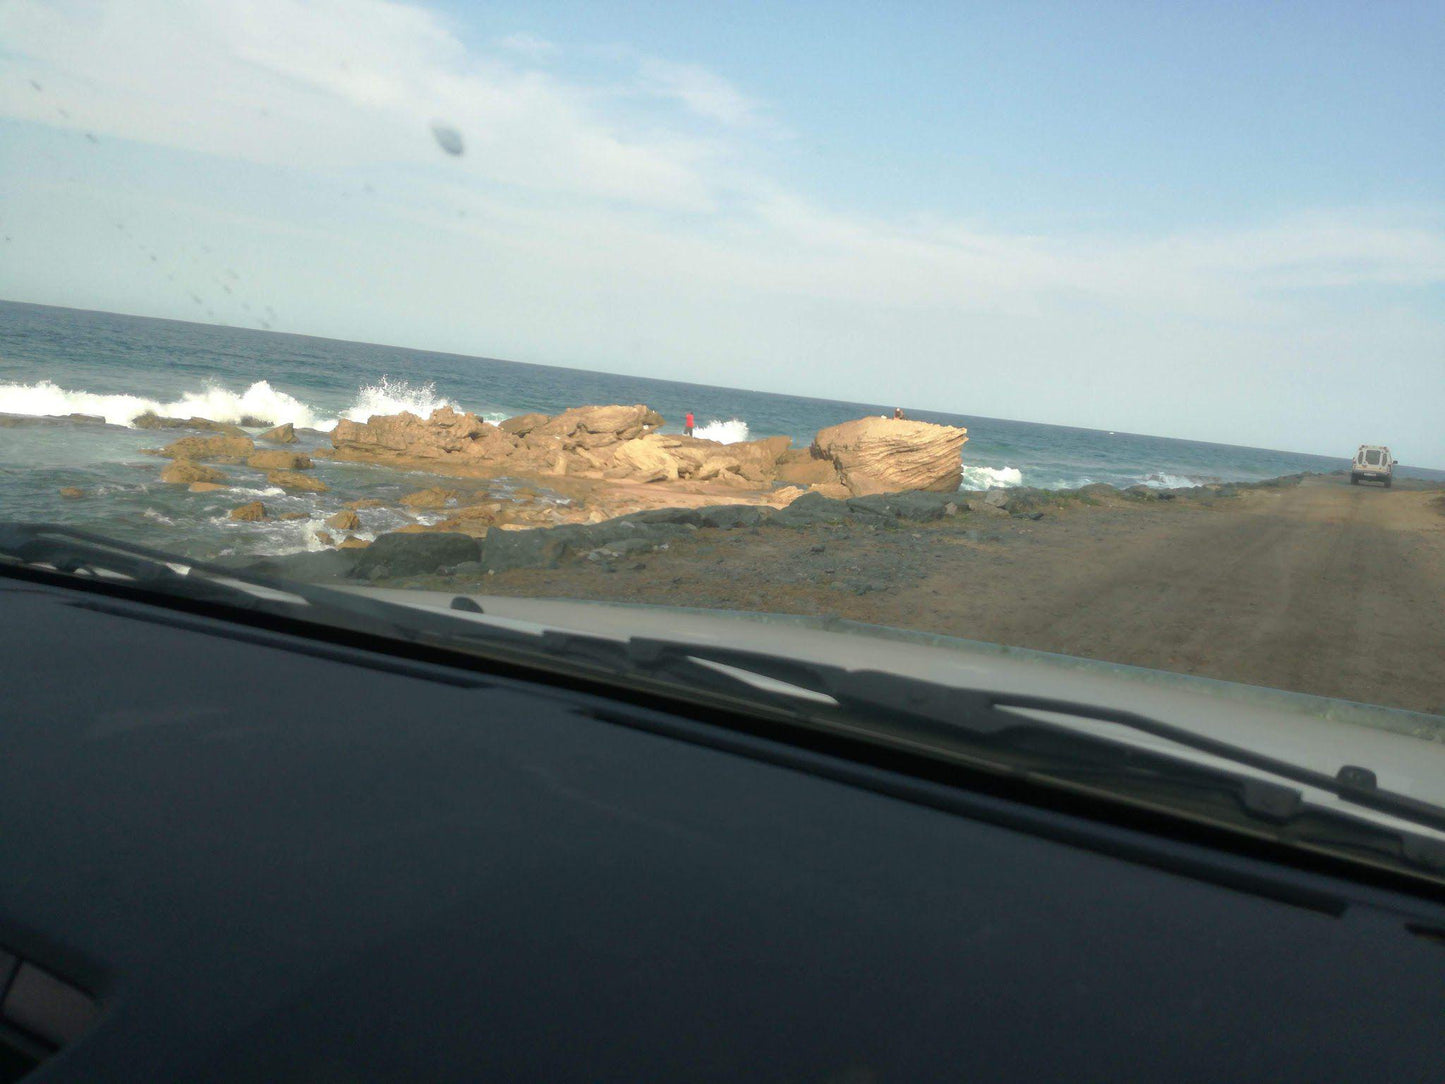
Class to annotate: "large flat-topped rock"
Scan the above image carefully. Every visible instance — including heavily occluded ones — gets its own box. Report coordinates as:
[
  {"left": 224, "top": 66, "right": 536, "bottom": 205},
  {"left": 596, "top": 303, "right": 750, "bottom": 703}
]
[{"left": 812, "top": 416, "right": 968, "bottom": 495}]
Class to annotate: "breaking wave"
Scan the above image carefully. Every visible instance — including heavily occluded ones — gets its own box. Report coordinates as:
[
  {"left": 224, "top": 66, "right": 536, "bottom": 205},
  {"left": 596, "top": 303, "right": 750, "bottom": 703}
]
[
  {"left": 0, "top": 374, "right": 453, "bottom": 432},
  {"left": 1139, "top": 471, "right": 1213, "bottom": 489},
  {"left": 693, "top": 418, "right": 750, "bottom": 444},
  {"left": 959, "top": 464, "right": 1024, "bottom": 490},
  {"left": 0, "top": 378, "right": 326, "bottom": 430}
]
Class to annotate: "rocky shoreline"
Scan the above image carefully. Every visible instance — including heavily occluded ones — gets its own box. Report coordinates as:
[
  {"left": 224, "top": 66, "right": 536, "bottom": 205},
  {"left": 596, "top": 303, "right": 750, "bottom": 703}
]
[{"left": 225, "top": 471, "right": 1315, "bottom": 586}]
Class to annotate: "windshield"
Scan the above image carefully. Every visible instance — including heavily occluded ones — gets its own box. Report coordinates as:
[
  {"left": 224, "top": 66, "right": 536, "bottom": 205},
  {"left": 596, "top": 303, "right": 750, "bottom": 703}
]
[{"left": 2, "top": 5, "right": 1442, "bottom": 771}]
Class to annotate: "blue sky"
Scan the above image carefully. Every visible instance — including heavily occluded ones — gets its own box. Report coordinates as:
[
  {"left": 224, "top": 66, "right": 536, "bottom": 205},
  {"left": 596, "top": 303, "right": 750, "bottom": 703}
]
[{"left": 0, "top": 0, "right": 1441, "bottom": 462}]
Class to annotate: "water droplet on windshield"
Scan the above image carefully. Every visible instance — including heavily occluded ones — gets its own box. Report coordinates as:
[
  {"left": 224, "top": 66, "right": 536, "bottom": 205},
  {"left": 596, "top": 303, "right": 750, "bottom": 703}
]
[{"left": 430, "top": 123, "right": 464, "bottom": 157}]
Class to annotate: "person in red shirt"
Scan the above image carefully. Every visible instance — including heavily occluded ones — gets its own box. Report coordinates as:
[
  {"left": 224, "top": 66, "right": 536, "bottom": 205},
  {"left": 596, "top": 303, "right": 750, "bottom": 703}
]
[{"left": 684, "top": 411, "right": 695, "bottom": 437}]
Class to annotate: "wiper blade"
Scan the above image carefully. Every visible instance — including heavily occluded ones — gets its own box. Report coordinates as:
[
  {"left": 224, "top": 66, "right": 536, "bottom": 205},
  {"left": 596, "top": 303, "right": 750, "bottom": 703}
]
[{"left": 599, "top": 639, "right": 1445, "bottom": 840}]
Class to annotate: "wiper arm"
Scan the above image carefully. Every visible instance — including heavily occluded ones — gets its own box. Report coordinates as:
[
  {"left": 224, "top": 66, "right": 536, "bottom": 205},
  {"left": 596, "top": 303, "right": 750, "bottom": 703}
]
[{"left": 600, "top": 639, "right": 1445, "bottom": 840}]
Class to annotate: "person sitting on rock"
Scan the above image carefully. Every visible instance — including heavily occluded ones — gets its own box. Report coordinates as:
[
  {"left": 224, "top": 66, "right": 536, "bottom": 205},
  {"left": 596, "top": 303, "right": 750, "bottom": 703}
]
[
  {"left": 684, "top": 411, "right": 695, "bottom": 437},
  {"left": 893, "top": 407, "right": 906, "bottom": 420}
]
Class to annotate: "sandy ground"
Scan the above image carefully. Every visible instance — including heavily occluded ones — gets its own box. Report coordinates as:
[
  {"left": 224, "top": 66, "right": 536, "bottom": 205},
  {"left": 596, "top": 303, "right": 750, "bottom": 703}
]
[{"left": 475, "top": 476, "right": 1445, "bottom": 716}]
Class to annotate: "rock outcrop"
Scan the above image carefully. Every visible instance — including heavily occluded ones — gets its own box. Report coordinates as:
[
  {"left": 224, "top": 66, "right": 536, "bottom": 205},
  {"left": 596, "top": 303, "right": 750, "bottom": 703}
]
[
  {"left": 159, "top": 433, "right": 255, "bottom": 462},
  {"left": 326, "top": 509, "right": 361, "bottom": 531},
  {"left": 327, "top": 403, "right": 792, "bottom": 488},
  {"left": 811, "top": 417, "right": 968, "bottom": 496},
  {"left": 246, "top": 450, "right": 311, "bottom": 471}
]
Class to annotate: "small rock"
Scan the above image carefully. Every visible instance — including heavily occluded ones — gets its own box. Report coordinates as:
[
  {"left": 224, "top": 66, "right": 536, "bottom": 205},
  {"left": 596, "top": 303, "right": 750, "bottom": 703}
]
[
  {"left": 247, "top": 450, "right": 312, "bottom": 471},
  {"left": 257, "top": 423, "right": 297, "bottom": 444},
  {"left": 345, "top": 498, "right": 387, "bottom": 510},
  {"left": 809, "top": 542, "right": 826, "bottom": 553},
  {"left": 315, "top": 530, "right": 335, "bottom": 546},
  {"left": 161, "top": 459, "right": 226, "bottom": 485},
  {"left": 326, "top": 509, "right": 361, "bottom": 531},
  {"left": 229, "top": 501, "right": 267, "bottom": 522},
  {"left": 268, "top": 469, "right": 328, "bottom": 493},
  {"left": 188, "top": 482, "right": 227, "bottom": 493},
  {"left": 58, "top": 486, "right": 86, "bottom": 499},
  {"left": 277, "top": 511, "right": 309, "bottom": 520},
  {"left": 338, "top": 536, "right": 369, "bottom": 550}
]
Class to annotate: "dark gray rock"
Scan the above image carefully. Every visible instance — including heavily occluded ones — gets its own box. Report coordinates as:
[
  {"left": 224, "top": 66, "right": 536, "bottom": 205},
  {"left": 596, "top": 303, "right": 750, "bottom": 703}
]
[
  {"left": 353, "top": 532, "right": 480, "bottom": 579},
  {"left": 847, "top": 490, "right": 959, "bottom": 522},
  {"left": 695, "top": 504, "right": 770, "bottom": 529},
  {"left": 625, "top": 507, "right": 704, "bottom": 527},
  {"left": 768, "top": 491, "right": 852, "bottom": 527},
  {"left": 217, "top": 549, "right": 362, "bottom": 583},
  {"left": 481, "top": 525, "right": 584, "bottom": 573},
  {"left": 1077, "top": 483, "right": 1118, "bottom": 501}
]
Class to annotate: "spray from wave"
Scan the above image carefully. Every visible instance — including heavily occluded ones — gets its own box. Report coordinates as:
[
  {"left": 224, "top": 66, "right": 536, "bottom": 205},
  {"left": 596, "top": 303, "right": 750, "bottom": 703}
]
[
  {"left": 692, "top": 418, "right": 750, "bottom": 444},
  {"left": 959, "top": 464, "right": 1024, "bottom": 489},
  {"left": 339, "top": 376, "right": 449, "bottom": 423}
]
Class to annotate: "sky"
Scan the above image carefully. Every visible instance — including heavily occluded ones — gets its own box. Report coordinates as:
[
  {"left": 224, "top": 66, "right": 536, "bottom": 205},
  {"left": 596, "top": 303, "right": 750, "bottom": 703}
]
[{"left": 0, "top": 0, "right": 1441, "bottom": 463}]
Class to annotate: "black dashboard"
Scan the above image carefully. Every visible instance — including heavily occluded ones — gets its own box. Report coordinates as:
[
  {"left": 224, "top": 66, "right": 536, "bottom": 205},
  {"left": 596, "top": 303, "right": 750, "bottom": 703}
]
[{"left": 2, "top": 572, "right": 1443, "bottom": 1081}]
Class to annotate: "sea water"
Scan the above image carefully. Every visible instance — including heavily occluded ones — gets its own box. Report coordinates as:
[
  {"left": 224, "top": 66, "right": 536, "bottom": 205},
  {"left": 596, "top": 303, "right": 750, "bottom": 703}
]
[{"left": 3, "top": 300, "right": 1437, "bottom": 560}]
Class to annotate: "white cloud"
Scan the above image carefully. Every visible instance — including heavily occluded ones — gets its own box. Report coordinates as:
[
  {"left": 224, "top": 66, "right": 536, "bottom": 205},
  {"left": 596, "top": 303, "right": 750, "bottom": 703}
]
[
  {"left": 497, "top": 32, "right": 556, "bottom": 60},
  {"left": 636, "top": 57, "right": 757, "bottom": 127}
]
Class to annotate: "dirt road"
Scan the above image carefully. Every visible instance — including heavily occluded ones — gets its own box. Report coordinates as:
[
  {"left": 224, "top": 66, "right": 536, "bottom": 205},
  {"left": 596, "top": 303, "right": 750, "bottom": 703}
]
[{"left": 480, "top": 476, "right": 1445, "bottom": 715}]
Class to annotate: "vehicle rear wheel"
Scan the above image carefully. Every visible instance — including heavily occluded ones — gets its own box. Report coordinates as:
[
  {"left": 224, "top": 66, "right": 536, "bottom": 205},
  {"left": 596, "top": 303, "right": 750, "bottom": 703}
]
[
  {"left": 1350, "top": 474, "right": 1359, "bottom": 484},
  {"left": 1384, "top": 477, "right": 1392, "bottom": 488}
]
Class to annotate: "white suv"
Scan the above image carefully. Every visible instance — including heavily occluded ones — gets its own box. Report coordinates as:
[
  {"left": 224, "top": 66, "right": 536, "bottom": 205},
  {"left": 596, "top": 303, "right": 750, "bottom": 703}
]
[{"left": 1350, "top": 445, "right": 1396, "bottom": 487}]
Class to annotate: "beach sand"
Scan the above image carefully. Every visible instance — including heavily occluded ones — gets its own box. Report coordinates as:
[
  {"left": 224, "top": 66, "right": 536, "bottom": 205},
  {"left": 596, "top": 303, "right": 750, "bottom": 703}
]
[{"left": 469, "top": 475, "right": 1445, "bottom": 716}]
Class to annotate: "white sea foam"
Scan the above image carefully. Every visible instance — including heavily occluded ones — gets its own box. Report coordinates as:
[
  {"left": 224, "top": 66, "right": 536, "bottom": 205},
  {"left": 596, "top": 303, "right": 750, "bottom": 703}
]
[
  {"left": 692, "top": 418, "right": 750, "bottom": 444},
  {"left": 339, "top": 376, "right": 449, "bottom": 424},
  {"left": 0, "top": 378, "right": 327, "bottom": 429},
  {"left": 1139, "top": 471, "right": 1210, "bottom": 489},
  {"left": 959, "top": 464, "right": 1023, "bottom": 490}
]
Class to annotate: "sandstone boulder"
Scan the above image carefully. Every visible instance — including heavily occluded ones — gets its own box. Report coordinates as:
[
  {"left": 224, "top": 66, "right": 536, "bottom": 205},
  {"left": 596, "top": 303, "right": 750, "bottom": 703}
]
[
  {"left": 257, "top": 423, "right": 297, "bottom": 444},
  {"left": 58, "top": 486, "right": 86, "bottom": 499},
  {"left": 268, "top": 469, "right": 328, "bottom": 493},
  {"left": 775, "top": 453, "right": 838, "bottom": 487},
  {"left": 346, "top": 498, "right": 387, "bottom": 510},
  {"left": 188, "top": 482, "right": 227, "bottom": 493},
  {"left": 338, "top": 535, "right": 370, "bottom": 549},
  {"left": 315, "top": 530, "right": 334, "bottom": 547},
  {"left": 608, "top": 437, "right": 680, "bottom": 483},
  {"left": 498, "top": 412, "right": 549, "bottom": 436},
  {"left": 160, "top": 433, "right": 255, "bottom": 462},
  {"left": 811, "top": 417, "right": 967, "bottom": 496},
  {"left": 247, "top": 450, "right": 312, "bottom": 471},
  {"left": 229, "top": 501, "right": 267, "bottom": 521},
  {"left": 161, "top": 459, "right": 226, "bottom": 484},
  {"left": 326, "top": 509, "right": 361, "bottom": 531}
]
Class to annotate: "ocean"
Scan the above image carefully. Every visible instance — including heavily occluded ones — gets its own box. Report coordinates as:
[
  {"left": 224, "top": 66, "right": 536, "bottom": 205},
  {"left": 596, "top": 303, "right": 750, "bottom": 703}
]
[{"left": 3, "top": 300, "right": 1437, "bottom": 561}]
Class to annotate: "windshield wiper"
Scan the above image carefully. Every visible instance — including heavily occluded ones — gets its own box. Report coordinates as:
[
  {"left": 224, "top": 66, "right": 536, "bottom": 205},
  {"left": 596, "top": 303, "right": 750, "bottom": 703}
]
[
  {"left": 6, "top": 523, "right": 1443, "bottom": 874},
  {"left": 575, "top": 639, "right": 1445, "bottom": 840}
]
